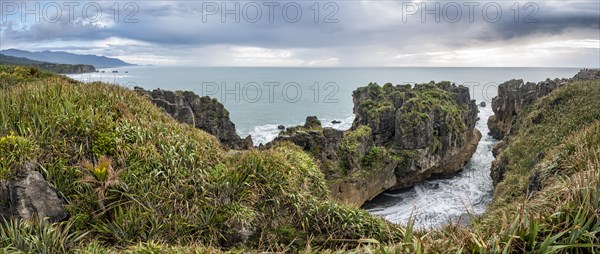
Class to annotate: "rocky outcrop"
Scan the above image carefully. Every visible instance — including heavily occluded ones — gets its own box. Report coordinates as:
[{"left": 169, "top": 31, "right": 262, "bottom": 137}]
[
  {"left": 488, "top": 69, "right": 600, "bottom": 140},
  {"left": 268, "top": 82, "right": 481, "bottom": 206},
  {"left": 487, "top": 79, "right": 568, "bottom": 140},
  {"left": 270, "top": 117, "right": 344, "bottom": 177},
  {"left": 348, "top": 82, "right": 480, "bottom": 203},
  {"left": 135, "top": 87, "right": 253, "bottom": 150},
  {"left": 572, "top": 68, "right": 600, "bottom": 81},
  {"left": 69, "top": 64, "right": 96, "bottom": 74},
  {"left": 489, "top": 69, "right": 600, "bottom": 186},
  {"left": 1, "top": 163, "right": 67, "bottom": 222}
]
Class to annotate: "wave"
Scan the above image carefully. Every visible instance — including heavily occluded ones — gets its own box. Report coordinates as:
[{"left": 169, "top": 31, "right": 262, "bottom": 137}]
[
  {"left": 243, "top": 114, "right": 355, "bottom": 146},
  {"left": 364, "top": 107, "right": 496, "bottom": 228}
]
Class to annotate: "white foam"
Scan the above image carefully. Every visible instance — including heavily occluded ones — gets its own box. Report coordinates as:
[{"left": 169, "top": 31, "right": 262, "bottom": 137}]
[
  {"left": 246, "top": 124, "right": 289, "bottom": 146},
  {"left": 67, "top": 70, "right": 130, "bottom": 84},
  {"left": 243, "top": 114, "right": 355, "bottom": 146},
  {"left": 365, "top": 107, "right": 496, "bottom": 228}
]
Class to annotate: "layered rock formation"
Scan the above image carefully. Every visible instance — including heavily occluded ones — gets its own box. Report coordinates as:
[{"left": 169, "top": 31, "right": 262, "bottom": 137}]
[
  {"left": 489, "top": 69, "right": 600, "bottom": 186},
  {"left": 268, "top": 82, "right": 480, "bottom": 206},
  {"left": 1, "top": 163, "right": 67, "bottom": 222},
  {"left": 135, "top": 87, "right": 253, "bottom": 150},
  {"left": 488, "top": 69, "right": 600, "bottom": 140}
]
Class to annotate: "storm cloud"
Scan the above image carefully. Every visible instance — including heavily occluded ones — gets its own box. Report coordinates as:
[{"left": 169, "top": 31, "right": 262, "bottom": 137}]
[{"left": 0, "top": 0, "right": 598, "bottom": 67}]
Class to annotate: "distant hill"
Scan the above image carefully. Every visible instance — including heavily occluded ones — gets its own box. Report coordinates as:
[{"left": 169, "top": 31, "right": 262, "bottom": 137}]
[
  {"left": 0, "top": 49, "right": 133, "bottom": 68},
  {"left": 0, "top": 53, "right": 96, "bottom": 74}
]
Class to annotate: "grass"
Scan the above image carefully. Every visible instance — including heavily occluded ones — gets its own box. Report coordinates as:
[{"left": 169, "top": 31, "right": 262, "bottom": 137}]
[
  {"left": 0, "top": 66, "right": 403, "bottom": 252},
  {"left": 0, "top": 219, "right": 86, "bottom": 254},
  {"left": 489, "top": 80, "right": 600, "bottom": 209},
  {"left": 1, "top": 66, "right": 598, "bottom": 253}
]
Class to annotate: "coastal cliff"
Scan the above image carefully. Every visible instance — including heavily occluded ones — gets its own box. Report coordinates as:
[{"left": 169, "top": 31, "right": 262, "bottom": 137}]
[
  {"left": 2, "top": 65, "right": 599, "bottom": 253},
  {"left": 479, "top": 76, "right": 600, "bottom": 254},
  {"left": 488, "top": 69, "right": 600, "bottom": 140},
  {"left": 0, "top": 53, "right": 96, "bottom": 74},
  {"left": 269, "top": 82, "right": 480, "bottom": 206},
  {"left": 0, "top": 66, "right": 402, "bottom": 251},
  {"left": 489, "top": 69, "right": 600, "bottom": 186},
  {"left": 134, "top": 87, "right": 253, "bottom": 150}
]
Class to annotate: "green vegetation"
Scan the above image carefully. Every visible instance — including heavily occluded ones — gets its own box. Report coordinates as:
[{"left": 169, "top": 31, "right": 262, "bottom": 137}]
[
  {"left": 0, "top": 65, "right": 57, "bottom": 88},
  {"left": 475, "top": 80, "right": 600, "bottom": 252},
  {"left": 0, "top": 54, "right": 96, "bottom": 74},
  {"left": 0, "top": 131, "right": 38, "bottom": 180},
  {"left": 338, "top": 125, "right": 372, "bottom": 173},
  {"left": 1, "top": 66, "right": 598, "bottom": 253},
  {"left": 489, "top": 80, "right": 600, "bottom": 209},
  {"left": 356, "top": 82, "right": 468, "bottom": 154},
  {"left": 0, "top": 66, "right": 402, "bottom": 252},
  {"left": 279, "top": 126, "right": 323, "bottom": 136}
]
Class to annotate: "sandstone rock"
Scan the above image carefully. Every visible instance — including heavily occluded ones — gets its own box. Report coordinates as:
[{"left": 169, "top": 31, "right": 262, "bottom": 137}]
[
  {"left": 457, "top": 213, "right": 470, "bottom": 226},
  {"left": 492, "top": 140, "right": 505, "bottom": 158},
  {"left": 1, "top": 163, "right": 67, "bottom": 222},
  {"left": 479, "top": 101, "right": 486, "bottom": 107},
  {"left": 135, "top": 87, "right": 253, "bottom": 150}
]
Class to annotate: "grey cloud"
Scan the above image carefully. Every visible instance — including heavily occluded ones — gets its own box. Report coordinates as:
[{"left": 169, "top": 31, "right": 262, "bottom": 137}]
[{"left": 0, "top": 1, "right": 598, "bottom": 66}]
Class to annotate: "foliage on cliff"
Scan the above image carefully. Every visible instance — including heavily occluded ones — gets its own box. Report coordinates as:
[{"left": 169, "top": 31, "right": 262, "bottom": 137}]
[
  {"left": 0, "top": 65, "right": 402, "bottom": 252},
  {"left": 1, "top": 66, "right": 597, "bottom": 253},
  {"left": 354, "top": 82, "right": 470, "bottom": 149},
  {"left": 479, "top": 80, "right": 600, "bottom": 252},
  {"left": 276, "top": 81, "right": 479, "bottom": 207}
]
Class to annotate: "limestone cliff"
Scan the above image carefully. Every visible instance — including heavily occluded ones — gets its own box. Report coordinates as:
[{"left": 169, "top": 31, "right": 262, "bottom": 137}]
[
  {"left": 134, "top": 87, "right": 253, "bottom": 150},
  {"left": 488, "top": 69, "right": 600, "bottom": 140},
  {"left": 268, "top": 81, "right": 480, "bottom": 206},
  {"left": 489, "top": 69, "right": 600, "bottom": 186}
]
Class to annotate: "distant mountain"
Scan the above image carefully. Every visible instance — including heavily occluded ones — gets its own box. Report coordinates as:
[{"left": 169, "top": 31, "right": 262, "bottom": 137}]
[
  {"left": 0, "top": 53, "right": 96, "bottom": 74},
  {"left": 0, "top": 49, "right": 133, "bottom": 68}
]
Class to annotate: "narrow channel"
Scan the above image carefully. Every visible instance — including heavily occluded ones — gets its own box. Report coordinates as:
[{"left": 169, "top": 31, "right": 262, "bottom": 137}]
[{"left": 363, "top": 107, "right": 497, "bottom": 228}]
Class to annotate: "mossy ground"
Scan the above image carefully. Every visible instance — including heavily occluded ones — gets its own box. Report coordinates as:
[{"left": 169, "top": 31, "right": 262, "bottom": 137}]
[{"left": 1, "top": 66, "right": 598, "bottom": 253}]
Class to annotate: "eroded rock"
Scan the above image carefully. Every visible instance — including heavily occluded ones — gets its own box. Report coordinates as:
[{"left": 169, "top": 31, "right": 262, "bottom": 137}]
[
  {"left": 488, "top": 69, "right": 600, "bottom": 140},
  {"left": 135, "top": 87, "right": 253, "bottom": 150},
  {"left": 268, "top": 82, "right": 481, "bottom": 206},
  {"left": 1, "top": 163, "right": 67, "bottom": 222}
]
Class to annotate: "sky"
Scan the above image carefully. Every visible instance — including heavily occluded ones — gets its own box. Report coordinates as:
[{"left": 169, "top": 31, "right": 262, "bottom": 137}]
[{"left": 0, "top": 0, "right": 599, "bottom": 67}]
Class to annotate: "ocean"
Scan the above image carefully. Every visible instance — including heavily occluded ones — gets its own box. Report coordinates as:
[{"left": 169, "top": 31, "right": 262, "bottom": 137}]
[{"left": 69, "top": 66, "right": 581, "bottom": 228}]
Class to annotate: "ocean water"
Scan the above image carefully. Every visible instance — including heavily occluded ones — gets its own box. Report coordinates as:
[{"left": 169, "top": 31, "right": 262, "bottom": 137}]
[
  {"left": 362, "top": 106, "right": 496, "bottom": 228},
  {"left": 69, "top": 67, "right": 580, "bottom": 228},
  {"left": 69, "top": 67, "right": 579, "bottom": 144}
]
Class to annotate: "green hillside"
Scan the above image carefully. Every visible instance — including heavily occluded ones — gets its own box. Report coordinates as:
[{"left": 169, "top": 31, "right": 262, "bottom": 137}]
[
  {"left": 0, "top": 65, "right": 598, "bottom": 253},
  {"left": 0, "top": 54, "right": 96, "bottom": 74},
  {"left": 0, "top": 66, "right": 400, "bottom": 253}
]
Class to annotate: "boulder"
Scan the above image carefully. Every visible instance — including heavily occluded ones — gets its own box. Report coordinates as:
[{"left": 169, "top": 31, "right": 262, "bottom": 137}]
[
  {"left": 479, "top": 101, "right": 486, "bottom": 107},
  {"left": 277, "top": 125, "right": 285, "bottom": 130},
  {"left": 1, "top": 163, "right": 67, "bottom": 222}
]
